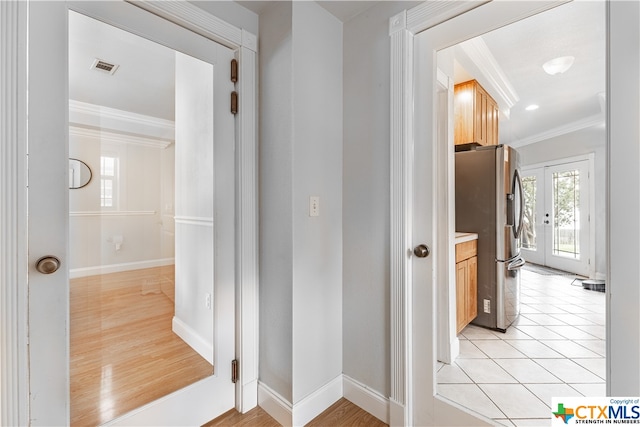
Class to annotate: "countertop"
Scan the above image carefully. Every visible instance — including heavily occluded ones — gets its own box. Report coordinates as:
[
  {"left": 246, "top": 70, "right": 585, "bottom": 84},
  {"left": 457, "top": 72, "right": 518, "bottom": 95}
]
[{"left": 455, "top": 232, "right": 478, "bottom": 244}]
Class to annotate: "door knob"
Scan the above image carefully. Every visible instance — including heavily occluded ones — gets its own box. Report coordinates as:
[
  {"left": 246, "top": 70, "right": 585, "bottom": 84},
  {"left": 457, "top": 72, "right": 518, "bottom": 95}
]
[
  {"left": 35, "top": 256, "right": 61, "bottom": 274},
  {"left": 413, "top": 244, "right": 430, "bottom": 258}
]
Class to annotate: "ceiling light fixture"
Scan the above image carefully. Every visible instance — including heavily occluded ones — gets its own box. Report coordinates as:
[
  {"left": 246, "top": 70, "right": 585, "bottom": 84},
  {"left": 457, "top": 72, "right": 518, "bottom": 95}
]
[
  {"left": 525, "top": 104, "right": 539, "bottom": 111},
  {"left": 542, "top": 56, "right": 575, "bottom": 75}
]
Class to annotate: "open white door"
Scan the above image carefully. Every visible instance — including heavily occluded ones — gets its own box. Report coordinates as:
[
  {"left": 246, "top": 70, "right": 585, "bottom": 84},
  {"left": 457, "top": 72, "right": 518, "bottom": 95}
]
[
  {"left": 389, "top": 1, "right": 569, "bottom": 425},
  {"left": 27, "top": 2, "right": 258, "bottom": 425}
]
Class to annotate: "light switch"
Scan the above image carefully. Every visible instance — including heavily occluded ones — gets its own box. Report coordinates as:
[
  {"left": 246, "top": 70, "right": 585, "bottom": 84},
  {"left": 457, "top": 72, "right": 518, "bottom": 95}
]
[{"left": 309, "top": 196, "right": 320, "bottom": 217}]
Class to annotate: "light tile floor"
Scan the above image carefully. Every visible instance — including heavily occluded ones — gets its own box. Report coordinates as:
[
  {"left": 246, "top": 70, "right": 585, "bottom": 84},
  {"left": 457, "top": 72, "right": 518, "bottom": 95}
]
[{"left": 436, "top": 266, "right": 606, "bottom": 426}]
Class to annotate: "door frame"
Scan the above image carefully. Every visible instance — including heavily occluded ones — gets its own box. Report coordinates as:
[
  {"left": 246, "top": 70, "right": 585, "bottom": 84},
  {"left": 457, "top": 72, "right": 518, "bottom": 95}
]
[
  {"left": 389, "top": 0, "right": 636, "bottom": 425},
  {"left": 0, "top": 1, "right": 258, "bottom": 424},
  {"left": 521, "top": 154, "right": 596, "bottom": 277}
]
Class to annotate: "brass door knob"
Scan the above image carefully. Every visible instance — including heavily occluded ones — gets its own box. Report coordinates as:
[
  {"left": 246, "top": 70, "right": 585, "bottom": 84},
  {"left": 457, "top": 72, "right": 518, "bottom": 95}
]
[
  {"left": 35, "top": 256, "right": 61, "bottom": 274},
  {"left": 413, "top": 244, "right": 430, "bottom": 258}
]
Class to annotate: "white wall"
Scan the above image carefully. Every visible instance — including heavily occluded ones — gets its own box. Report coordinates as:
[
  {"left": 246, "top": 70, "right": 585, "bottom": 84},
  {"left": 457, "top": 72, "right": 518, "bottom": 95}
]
[
  {"left": 173, "top": 51, "right": 216, "bottom": 363},
  {"left": 608, "top": 0, "right": 640, "bottom": 396},
  {"left": 258, "top": 0, "right": 343, "bottom": 415},
  {"left": 259, "top": 0, "right": 294, "bottom": 403},
  {"left": 291, "top": 1, "right": 343, "bottom": 404},
  {"left": 68, "top": 128, "right": 173, "bottom": 274},
  {"left": 342, "top": 0, "right": 422, "bottom": 398},
  {"left": 518, "top": 126, "right": 607, "bottom": 278}
]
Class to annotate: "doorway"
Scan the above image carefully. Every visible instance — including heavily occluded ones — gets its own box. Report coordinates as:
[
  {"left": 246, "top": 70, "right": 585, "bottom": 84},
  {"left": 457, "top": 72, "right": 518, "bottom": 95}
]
[
  {"left": 521, "top": 158, "right": 594, "bottom": 277},
  {"left": 21, "top": 2, "right": 258, "bottom": 425},
  {"left": 389, "top": 0, "right": 612, "bottom": 425}
]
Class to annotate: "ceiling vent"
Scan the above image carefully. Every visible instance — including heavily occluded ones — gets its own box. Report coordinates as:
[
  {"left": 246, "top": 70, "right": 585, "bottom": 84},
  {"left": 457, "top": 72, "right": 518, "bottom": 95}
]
[{"left": 90, "top": 58, "right": 119, "bottom": 75}]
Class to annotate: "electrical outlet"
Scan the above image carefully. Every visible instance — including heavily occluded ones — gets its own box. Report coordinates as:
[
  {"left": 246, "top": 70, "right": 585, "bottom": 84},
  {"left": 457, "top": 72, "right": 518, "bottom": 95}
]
[
  {"left": 483, "top": 299, "right": 491, "bottom": 314},
  {"left": 309, "top": 196, "right": 320, "bottom": 217},
  {"left": 205, "top": 293, "right": 212, "bottom": 310}
]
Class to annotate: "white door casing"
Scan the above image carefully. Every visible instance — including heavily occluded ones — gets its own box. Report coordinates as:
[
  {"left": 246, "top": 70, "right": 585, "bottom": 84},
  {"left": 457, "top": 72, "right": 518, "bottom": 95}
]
[
  {"left": 1, "top": 1, "right": 258, "bottom": 425},
  {"left": 389, "top": 1, "right": 578, "bottom": 425}
]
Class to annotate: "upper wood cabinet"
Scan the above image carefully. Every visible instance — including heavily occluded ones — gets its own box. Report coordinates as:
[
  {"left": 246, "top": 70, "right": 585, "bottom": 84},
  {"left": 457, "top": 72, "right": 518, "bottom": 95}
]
[{"left": 454, "top": 80, "right": 499, "bottom": 147}]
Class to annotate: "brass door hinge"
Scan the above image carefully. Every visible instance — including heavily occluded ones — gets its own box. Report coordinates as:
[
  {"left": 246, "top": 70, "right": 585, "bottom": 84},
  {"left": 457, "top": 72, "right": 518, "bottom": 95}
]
[
  {"left": 231, "top": 359, "right": 239, "bottom": 383},
  {"left": 231, "top": 58, "right": 238, "bottom": 83},
  {"left": 231, "top": 91, "right": 238, "bottom": 115}
]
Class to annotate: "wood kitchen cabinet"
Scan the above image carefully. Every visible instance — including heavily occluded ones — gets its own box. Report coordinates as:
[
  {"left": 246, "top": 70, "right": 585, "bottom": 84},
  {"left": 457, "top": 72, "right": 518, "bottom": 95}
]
[
  {"left": 455, "top": 239, "right": 478, "bottom": 334},
  {"left": 454, "top": 80, "right": 499, "bottom": 147}
]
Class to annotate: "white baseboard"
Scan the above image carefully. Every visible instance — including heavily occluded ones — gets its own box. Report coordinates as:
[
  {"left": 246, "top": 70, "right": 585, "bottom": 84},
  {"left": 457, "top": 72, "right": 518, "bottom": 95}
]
[
  {"left": 258, "top": 382, "right": 293, "bottom": 426},
  {"left": 172, "top": 316, "right": 213, "bottom": 365},
  {"left": 389, "top": 398, "right": 406, "bottom": 427},
  {"left": 293, "top": 375, "right": 342, "bottom": 426},
  {"left": 342, "top": 375, "right": 389, "bottom": 424},
  {"left": 258, "top": 375, "right": 389, "bottom": 426},
  {"left": 69, "top": 258, "right": 174, "bottom": 278}
]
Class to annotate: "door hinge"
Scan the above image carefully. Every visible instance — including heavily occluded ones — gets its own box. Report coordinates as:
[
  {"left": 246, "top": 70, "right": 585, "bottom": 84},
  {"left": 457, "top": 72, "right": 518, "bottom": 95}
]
[
  {"left": 231, "top": 359, "right": 239, "bottom": 383},
  {"left": 231, "top": 58, "right": 238, "bottom": 83},
  {"left": 231, "top": 91, "right": 238, "bottom": 115}
]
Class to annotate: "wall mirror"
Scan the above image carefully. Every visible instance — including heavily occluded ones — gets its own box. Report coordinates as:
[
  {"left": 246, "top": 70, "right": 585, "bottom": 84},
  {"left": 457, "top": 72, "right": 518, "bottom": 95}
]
[{"left": 69, "top": 158, "right": 92, "bottom": 189}]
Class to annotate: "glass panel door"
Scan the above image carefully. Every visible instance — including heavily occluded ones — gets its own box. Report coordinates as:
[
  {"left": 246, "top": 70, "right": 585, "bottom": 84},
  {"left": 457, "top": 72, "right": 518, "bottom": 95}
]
[
  {"left": 520, "top": 168, "right": 545, "bottom": 265},
  {"left": 544, "top": 160, "right": 591, "bottom": 275},
  {"left": 521, "top": 160, "right": 591, "bottom": 276}
]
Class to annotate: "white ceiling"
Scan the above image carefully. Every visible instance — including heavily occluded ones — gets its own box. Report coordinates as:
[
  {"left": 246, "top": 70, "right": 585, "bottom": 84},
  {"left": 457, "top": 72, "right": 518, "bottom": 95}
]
[
  {"left": 69, "top": 1, "right": 606, "bottom": 147},
  {"left": 448, "top": 0, "right": 606, "bottom": 146}
]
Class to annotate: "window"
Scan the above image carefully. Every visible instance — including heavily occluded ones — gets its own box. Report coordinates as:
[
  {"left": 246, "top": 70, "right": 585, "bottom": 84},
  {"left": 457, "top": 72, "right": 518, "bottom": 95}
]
[{"left": 100, "top": 155, "right": 118, "bottom": 208}]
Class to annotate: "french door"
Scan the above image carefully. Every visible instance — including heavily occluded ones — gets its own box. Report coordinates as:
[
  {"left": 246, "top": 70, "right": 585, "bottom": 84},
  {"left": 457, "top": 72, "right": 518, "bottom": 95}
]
[
  {"left": 28, "top": 2, "right": 236, "bottom": 425},
  {"left": 521, "top": 159, "right": 592, "bottom": 276}
]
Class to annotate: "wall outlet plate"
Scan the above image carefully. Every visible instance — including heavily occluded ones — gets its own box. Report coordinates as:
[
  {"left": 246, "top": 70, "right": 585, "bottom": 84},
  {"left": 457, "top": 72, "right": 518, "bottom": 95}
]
[
  {"left": 483, "top": 299, "right": 491, "bottom": 314},
  {"left": 309, "top": 196, "right": 320, "bottom": 217}
]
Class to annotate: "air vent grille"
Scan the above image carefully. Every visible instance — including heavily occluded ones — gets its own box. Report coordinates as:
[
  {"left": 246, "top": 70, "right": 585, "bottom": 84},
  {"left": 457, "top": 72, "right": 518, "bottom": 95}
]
[{"left": 91, "top": 58, "right": 119, "bottom": 75}]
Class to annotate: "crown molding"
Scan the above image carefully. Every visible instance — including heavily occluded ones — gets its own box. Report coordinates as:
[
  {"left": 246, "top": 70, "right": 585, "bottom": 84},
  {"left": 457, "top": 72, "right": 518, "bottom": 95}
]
[
  {"left": 510, "top": 113, "right": 605, "bottom": 148},
  {"left": 69, "top": 100, "right": 174, "bottom": 140},
  {"left": 457, "top": 37, "right": 519, "bottom": 116},
  {"left": 69, "top": 125, "right": 172, "bottom": 149}
]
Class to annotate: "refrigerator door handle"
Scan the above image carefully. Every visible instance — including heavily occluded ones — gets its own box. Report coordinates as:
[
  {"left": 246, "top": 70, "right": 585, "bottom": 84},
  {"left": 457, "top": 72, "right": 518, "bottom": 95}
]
[
  {"left": 507, "top": 256, "right": 526, "bottom": 271},
  {"left": 513, "top": 169, "right": 525, "bottom": 239}
]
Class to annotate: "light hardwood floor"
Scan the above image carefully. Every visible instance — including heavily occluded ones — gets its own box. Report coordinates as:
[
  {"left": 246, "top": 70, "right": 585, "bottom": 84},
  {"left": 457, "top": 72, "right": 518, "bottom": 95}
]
[
  {"left": 70, "top": 266, "right": 211, "bottom": 426},
  {"left": 204, "top": 398, "right": 388, "bottom": 427}
]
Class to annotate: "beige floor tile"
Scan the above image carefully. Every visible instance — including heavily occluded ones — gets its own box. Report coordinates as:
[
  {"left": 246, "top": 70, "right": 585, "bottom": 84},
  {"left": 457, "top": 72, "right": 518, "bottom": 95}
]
[
  {"left": 573, "top": 358, "right": 606, "bottom": 380},
  {"left": 544, "top": 325, "right": 600, "bottom": 340},
  {"left": 513, "top": 326, "right": 565, "bottom": 340},
  {"left": 493, "top": 359, "right": 562, "bottom": 384},
  {"left": 503, "top": 340, "right": 564, "bottom": 359},
  {"left": 458, "top": 340, "right": 489, "bottom": 359},
  {"left": 455, "top": 359, "right": 518, "bottom": 384},
  {"left": 437, "top": 384, "right": 505, "bottom": 419},
  {"left": 472, "top": 340, "right": 527, "bottom": 359},
  {"left": 538, "top": 340, "right": 601, "bottom": 358},
  {"left": 573, "top": 339, "right": 606, "bottom": 356},
  {"left": 524, "top": 383, "right": 583, "bottom": 408},
  {"left": 569, "top": 382, "right": 606, "bottom": 396},
  {"left": 533, "top": 359, "right": 603, "bottom": 383},
  {"left": 437, "top": 363, "right": 473, "bottom": 384},
  {"left": 479, "top": 384, "right": 551, "bottom": 419}
]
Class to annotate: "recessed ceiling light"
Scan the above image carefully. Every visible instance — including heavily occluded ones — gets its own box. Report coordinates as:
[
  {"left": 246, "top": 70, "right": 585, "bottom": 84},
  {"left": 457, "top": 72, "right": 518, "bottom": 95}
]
[
  {"left": 542, "top": 56, "right": 575, "bottom": 75},
  {"left": 525, "top": 104, "right": 539, "bottom": 111}
]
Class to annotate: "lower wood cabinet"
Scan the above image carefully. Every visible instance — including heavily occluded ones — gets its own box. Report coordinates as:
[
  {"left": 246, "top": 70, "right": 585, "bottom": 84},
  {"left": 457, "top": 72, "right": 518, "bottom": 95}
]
[{"left": 456, "top": 240, "right": 478, "bottom": 334}]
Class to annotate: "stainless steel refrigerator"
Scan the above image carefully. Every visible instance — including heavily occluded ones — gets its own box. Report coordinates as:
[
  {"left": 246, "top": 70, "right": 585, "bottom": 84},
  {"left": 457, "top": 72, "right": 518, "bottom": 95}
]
[{"left": 455, "top": 144, "right": 525, "bottom": 332}]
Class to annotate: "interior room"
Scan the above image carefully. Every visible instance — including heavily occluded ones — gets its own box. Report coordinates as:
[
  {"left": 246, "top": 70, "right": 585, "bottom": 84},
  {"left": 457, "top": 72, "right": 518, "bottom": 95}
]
[
  {"left": 2, "top": 1, "right": 639, "bottom": 426},
  {"left": 67, "top": 11, "right": 227, "bottom": 424}
]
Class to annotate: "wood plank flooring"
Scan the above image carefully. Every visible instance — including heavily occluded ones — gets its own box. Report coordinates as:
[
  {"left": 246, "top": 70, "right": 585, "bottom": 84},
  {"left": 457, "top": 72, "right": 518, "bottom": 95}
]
[
  {"left": 203, "top": 398, "right": 388, "bottom": 427},
  {"left": 70, "top": 266, "right": 212, "bottom": 426}
]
